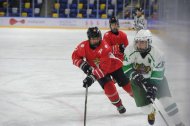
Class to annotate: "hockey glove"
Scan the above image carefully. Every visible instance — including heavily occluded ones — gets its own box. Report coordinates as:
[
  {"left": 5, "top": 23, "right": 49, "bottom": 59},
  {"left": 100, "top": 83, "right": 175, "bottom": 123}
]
[
  {"left": 80, "top": 61, "right": 92, "bottom": 74},
  {"left": 131, "top": 72, "right": 146, "bottom": 87},
  {"left": 112, "top": 44, "right": 125, "bottom": 54},
  {"left": 146, "top": 85, "right": 157, "bottom": 103},
  {"left": 83, "top": 74, "right": 96, "bottom": 88},
  {"left": 119, "top": 44, "right": 125, "bottom": 53}
]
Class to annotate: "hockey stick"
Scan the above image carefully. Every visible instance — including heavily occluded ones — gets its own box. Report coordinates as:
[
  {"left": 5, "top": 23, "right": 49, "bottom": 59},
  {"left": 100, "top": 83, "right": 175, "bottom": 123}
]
[
  {"left": 142, "top": 84, "right": 170, "bottom": 126},
  {"left": 84, "top": 68, "right": 93, "bottom": 126},
  {"left": 84, "top": 84, "right": 88, "bottom": 126}
]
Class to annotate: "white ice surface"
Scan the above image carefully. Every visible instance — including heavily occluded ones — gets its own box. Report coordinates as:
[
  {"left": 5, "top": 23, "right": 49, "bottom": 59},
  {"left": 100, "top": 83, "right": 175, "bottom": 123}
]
[{"left": 0, "top": 28, "right": 189, "bottom": 126}]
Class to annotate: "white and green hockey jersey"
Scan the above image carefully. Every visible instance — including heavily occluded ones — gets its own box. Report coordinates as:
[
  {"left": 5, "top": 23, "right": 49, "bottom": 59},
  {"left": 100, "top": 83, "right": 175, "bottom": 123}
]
[
  {"left": 134, "top": 15, "right": 146, "bottom": 31},
  {"left": 123, "top": 45, "right": 165, "bottom": 84}
]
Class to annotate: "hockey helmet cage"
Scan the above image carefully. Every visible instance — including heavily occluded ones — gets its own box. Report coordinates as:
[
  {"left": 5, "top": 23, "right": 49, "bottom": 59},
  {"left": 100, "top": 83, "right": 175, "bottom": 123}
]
[
  {"left": 87, "top": 27, "right": 102, "bottom": 49},
  {"left": 87, "top": 27, "right": 102, "bottom": 39},
  {"left": 134, "top": 29, "right": 152, "bottom": 52},
  {"left": 136, "top": 7, "right": 144, "bottom": 13},
  {"left": 109, "top": 16, "right": 119, "bottom": 25}
]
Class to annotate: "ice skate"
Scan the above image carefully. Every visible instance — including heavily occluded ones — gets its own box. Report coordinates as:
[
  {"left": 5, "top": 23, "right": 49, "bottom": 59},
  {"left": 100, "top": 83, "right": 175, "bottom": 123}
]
[
  {"left": 117, "top": 105, "right": 126, "bottom": 114},
  {"left": 148, "top": 109, "right": 156, "bottom": 125}
]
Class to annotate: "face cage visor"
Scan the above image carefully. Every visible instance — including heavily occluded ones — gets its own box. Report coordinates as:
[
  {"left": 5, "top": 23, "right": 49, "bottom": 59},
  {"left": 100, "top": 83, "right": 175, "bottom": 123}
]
[
  {"left": 89, "top": 37, "right": 101, "bottom": 49},
  {"left": 134, "top": 40, "right": 151, "bottom": 53}
]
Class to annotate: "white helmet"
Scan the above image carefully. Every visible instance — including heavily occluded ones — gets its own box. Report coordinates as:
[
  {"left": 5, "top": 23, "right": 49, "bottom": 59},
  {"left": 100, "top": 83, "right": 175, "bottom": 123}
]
[{"left": 134, "top": 29, "right": 152, "bottom": 52}]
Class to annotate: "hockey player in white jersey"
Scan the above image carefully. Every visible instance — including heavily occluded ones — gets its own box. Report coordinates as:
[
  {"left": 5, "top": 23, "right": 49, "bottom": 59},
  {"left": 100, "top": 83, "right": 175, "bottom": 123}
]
[
  {"left": 134, "top": 8, "right": 146, "bottom": 32},
  {"left": 123, "top": 29, "right": 185, "bottom": 126}
]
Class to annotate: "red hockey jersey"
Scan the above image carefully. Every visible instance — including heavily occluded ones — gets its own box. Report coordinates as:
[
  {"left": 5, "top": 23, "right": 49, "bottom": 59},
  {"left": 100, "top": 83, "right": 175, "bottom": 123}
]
[
  {"left": 103, "top": 30, "right": 129, "bottom": 61},
  {"left": 72, "top": 40, "right": 122, "bottom": 79}
]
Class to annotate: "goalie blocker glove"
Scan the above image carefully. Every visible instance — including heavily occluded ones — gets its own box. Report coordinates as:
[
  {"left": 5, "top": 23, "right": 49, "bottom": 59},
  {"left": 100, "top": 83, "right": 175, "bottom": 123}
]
[
  {"left": 80, "top": 61, "right": 92, "bottom": 74},
  {"left": 83, "top": 74, "right": 96, "bottom": 88}
]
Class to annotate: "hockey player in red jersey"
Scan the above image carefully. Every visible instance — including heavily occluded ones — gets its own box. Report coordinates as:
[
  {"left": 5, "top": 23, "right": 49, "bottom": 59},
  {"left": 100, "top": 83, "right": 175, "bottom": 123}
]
[
  {"left": 72, "top": 27, "right": 133, "bottom": 114},
  {"left": 103, "top": 16, "right": 129, "bottom": 61}
]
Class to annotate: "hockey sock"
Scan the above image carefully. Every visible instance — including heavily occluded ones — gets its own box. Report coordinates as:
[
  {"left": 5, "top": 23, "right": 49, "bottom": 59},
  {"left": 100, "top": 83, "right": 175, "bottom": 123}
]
[
  {"left": 140, "top": 104, "right": 155, "bottom": 114},
  {"left": 159, "top": 97, "right": 183, "bottom": 125},
  {"left": 104, "top": 81, "right": 122, "bottom": 107},
  {"left": 122, "top": 82, "right": 133, "bottom": 97}
]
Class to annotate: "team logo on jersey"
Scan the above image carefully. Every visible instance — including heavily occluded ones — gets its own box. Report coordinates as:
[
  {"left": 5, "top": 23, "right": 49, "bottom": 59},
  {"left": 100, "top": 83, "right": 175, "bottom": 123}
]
[
  {"left": 93, "top": 58, "right": 100, "bottom": 66},
  {"left": 133, "top": 63, "right": 151, "bottom": 74}
]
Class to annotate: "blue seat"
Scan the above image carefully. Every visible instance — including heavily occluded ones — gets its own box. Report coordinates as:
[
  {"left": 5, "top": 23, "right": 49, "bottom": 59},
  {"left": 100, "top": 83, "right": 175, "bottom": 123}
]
[
  {"left": 118, "top": 0, "right": 123, "bottom": 4},
  {"left": 108, "top": 4, "right": 114, "bottom": 9},
  {"left": 0, "top": 8, "right": 5, "bottom": 11},
  {"left": 23, "top": 8, "right": 32, "bottom": 13},
  {"left": 70, "top": 4, "right": 77, "bottom": 9},
  {"left": 58, "top": 8, "right": 65, "bottom": 14},
  {"left": 108, "top": 14, "right": 114, "bottom": 18},
  {"left": 89, "top": 4, "right": 96, "bottom": 9},
  {"left": 59, "top": 13, "right": 67, "bottom": 17},
  {"left": 83, "top": 4, "right": 87, "bottom": 9},
  {"left": 34, "top": 13, "right": 40, "bottom": 17},
  {"left": 28, "top": 12, "right": 33, "bottom": 17},
  {"left": 79, "top": 9, "right": 86, "bottom": 14},
  {"left": 60, "top": 0, "right": 67, "bottom": 3},
  {"left": 100, "top": 0, "right": 106, "bottom": 4},
  {"left": 117, "top": 4, "right": 123, "bottom": 11},
  {"left": 60, "top": 4, "right": 67, "bottom": 9},
  {"left": 89, "top": 14, "right": 96, "bottom": 18},
  {"left": 70, "top": 9, "right": 77, "bottom": 13},
  {"left": 99, "top": 9, "right": 106, "bottom": 15},
  {"left": 70, "top": 13, "right": 77, "bottom": 18},
  {"left": 83, "top": 13, "right": 87, "bottom": 18},
  {"left": 79, "top": 0, "right": 87, "bottom": 3},
  {"left": 92, "top": 9, "right": 97, "bottom": 14},
  {"left": 72, "top": 0, "right": 77, "bottom": 4},
  {"left": 52, "top": 8, "right": 57, "bottom": 13},
  {"left": 144, "top": 9, "right": 149, "bottom": 17}
]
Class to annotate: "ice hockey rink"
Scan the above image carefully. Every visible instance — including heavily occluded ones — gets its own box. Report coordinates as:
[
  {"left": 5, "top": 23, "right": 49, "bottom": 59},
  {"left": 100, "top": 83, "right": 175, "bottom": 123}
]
[{"left": 0, "top": 28, "right": 189, "bottom": 126}]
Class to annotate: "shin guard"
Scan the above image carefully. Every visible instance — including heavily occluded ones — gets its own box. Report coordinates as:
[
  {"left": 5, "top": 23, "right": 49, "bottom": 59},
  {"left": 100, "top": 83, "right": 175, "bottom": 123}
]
[{"left": 104, "top": 81, "right": 122, "bottom": 107}]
